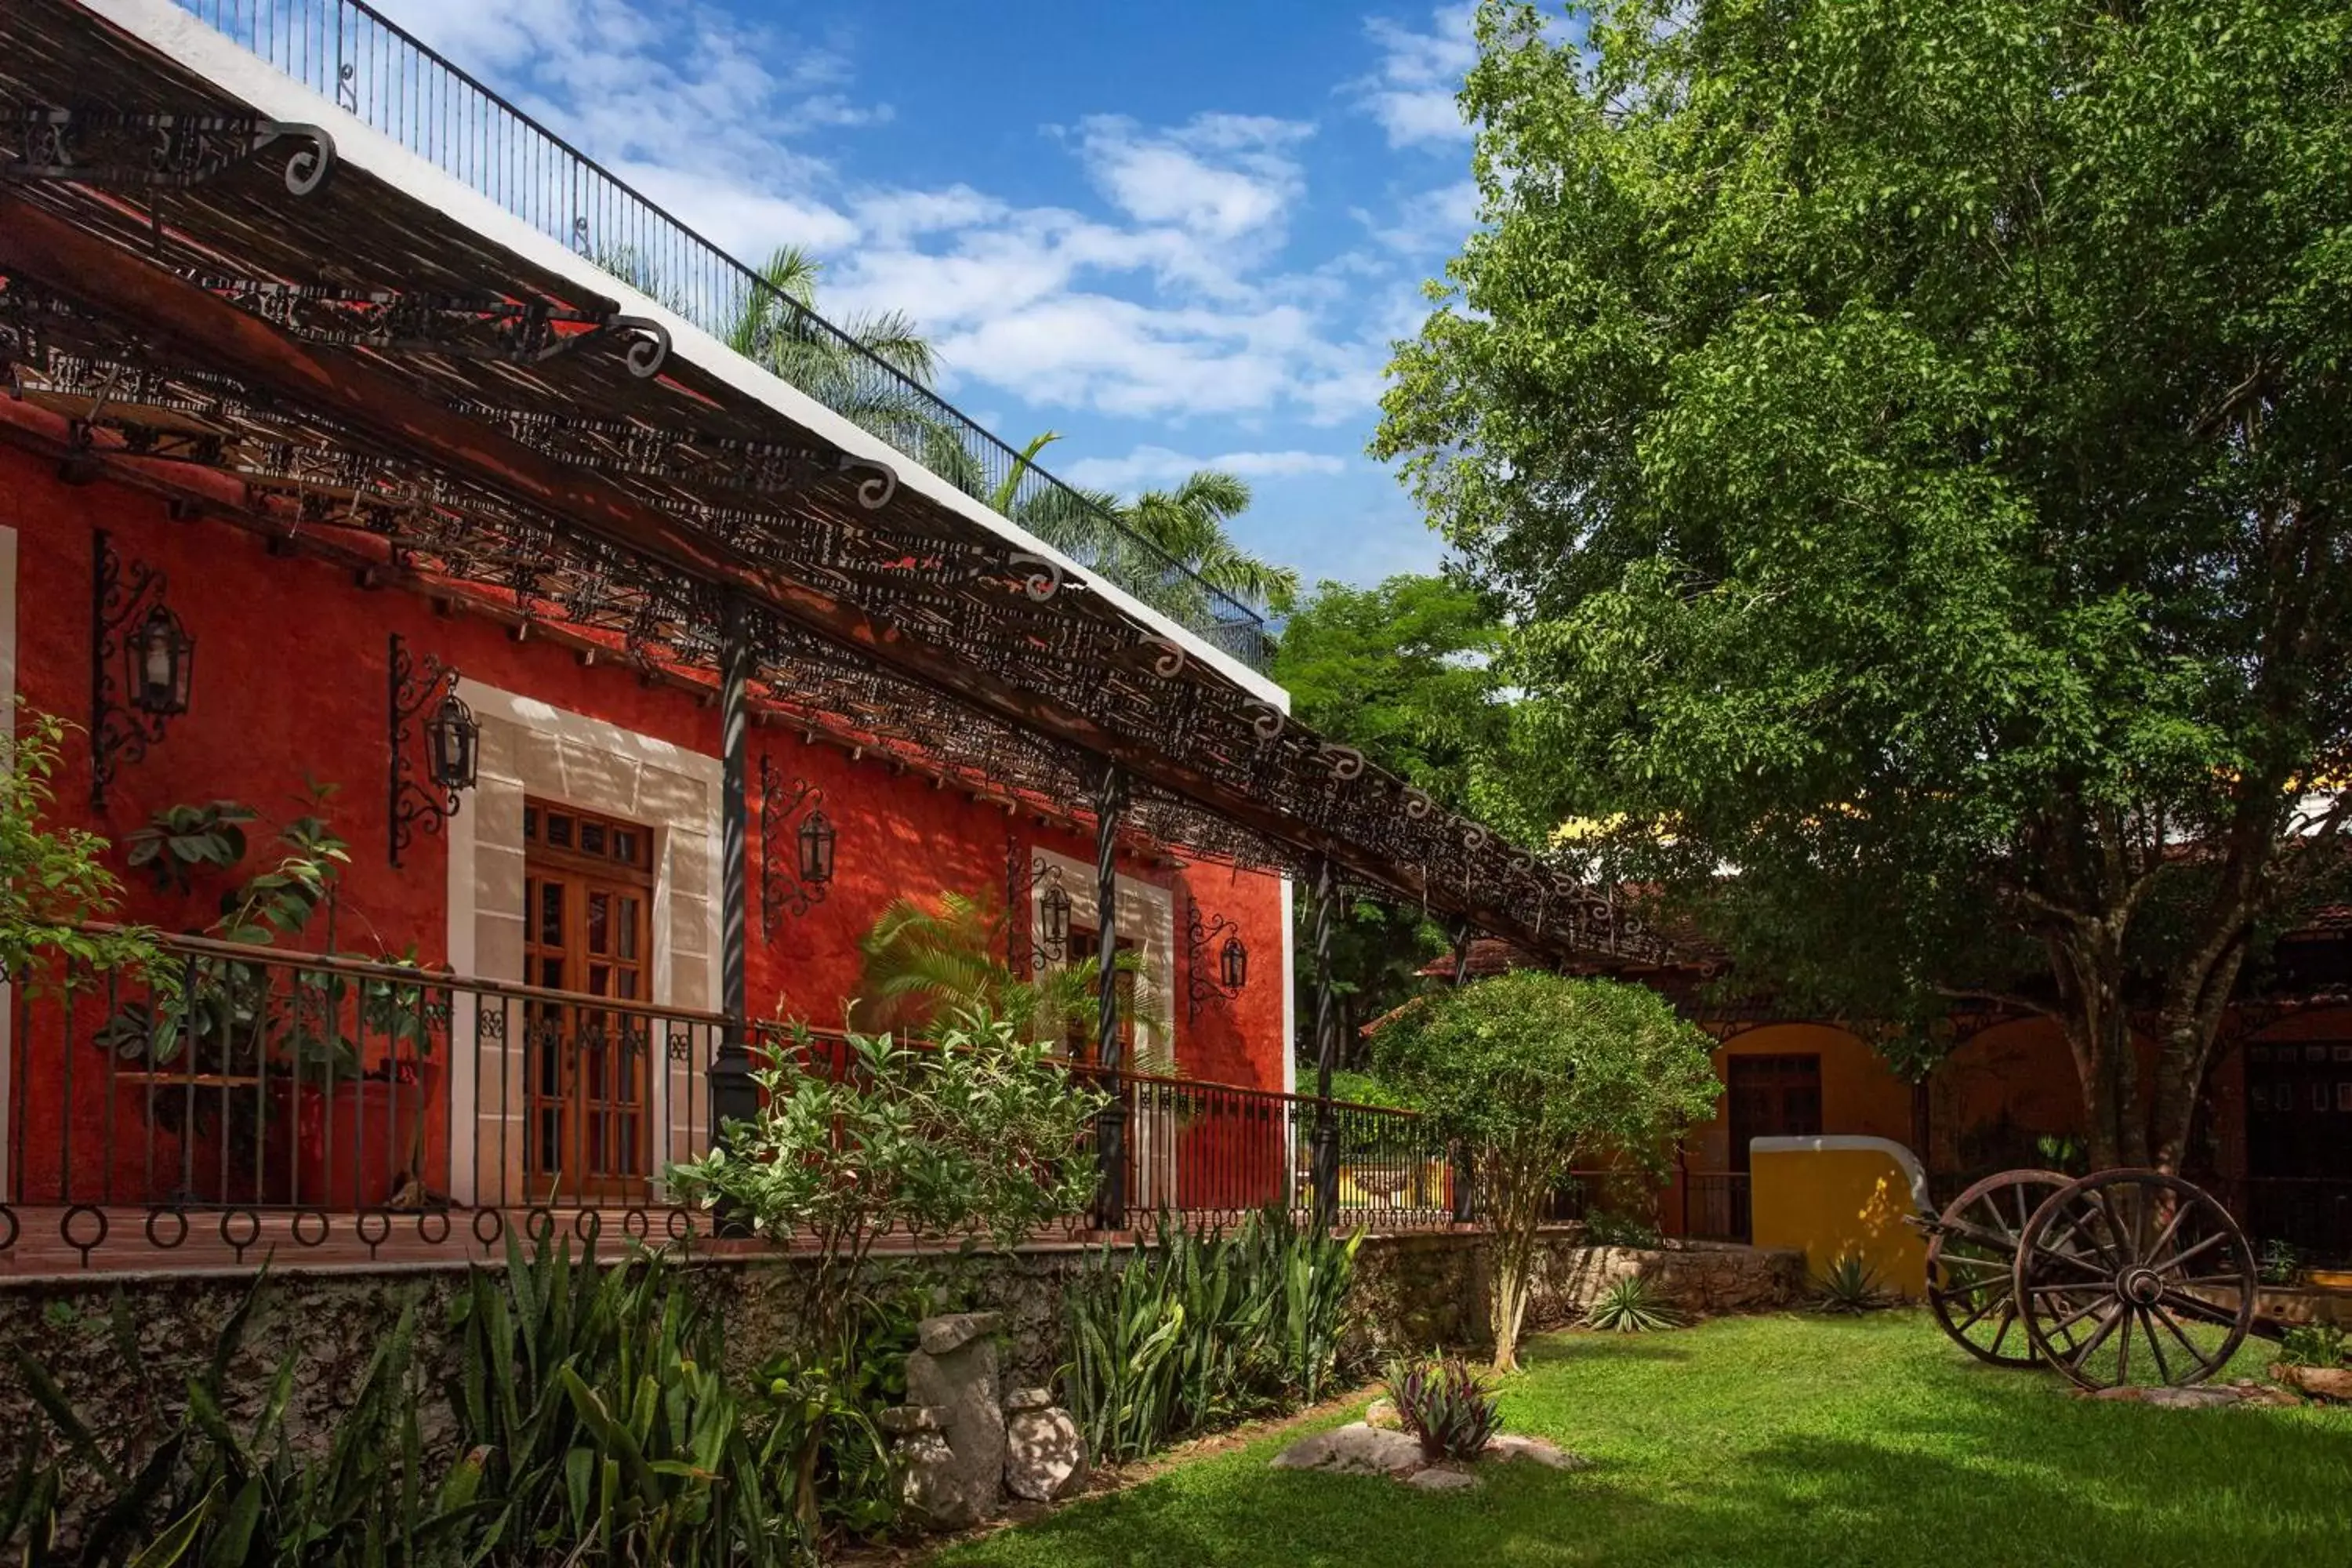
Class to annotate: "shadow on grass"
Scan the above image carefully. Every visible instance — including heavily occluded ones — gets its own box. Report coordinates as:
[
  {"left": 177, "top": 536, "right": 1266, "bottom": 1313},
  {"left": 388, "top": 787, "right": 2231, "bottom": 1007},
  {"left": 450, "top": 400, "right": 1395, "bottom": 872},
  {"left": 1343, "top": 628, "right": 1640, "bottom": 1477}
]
[{"left": 934, "top": 1319, "right": 2351, "bottom": 1568}]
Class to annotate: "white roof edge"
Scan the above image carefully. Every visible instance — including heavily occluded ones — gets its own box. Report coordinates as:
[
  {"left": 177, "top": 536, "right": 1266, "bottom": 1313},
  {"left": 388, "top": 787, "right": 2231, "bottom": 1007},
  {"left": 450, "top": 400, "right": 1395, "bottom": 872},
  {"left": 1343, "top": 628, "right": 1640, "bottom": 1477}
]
[
  {"left": 85, "top": 0, "right": 1289, "bottom": 710},
  {"left": 1748, "top": 1134, "right": 1933, "bottom": 1218}
]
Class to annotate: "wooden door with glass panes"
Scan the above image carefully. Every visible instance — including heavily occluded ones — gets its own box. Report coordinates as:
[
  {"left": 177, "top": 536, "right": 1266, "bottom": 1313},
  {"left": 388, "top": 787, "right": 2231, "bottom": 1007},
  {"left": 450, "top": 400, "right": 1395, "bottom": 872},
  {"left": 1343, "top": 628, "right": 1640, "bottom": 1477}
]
[
  {"left": 523, "top": 802, "right": 655, "bottom": 1200},
  {"left": 1726, "top": 1054, "right": 1823, "bottom": 1172}
]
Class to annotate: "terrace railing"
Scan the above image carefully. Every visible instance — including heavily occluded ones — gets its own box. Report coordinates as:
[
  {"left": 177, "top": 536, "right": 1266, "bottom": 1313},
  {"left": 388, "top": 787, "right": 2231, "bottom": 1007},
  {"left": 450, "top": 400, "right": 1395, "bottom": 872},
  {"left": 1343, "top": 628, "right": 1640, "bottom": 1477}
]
[
  {"left": 1071, "top": 1065, "right": 1460, "bottom": 1233},
  {"left": 6, "top": 932, "right": 732, "bottom": 1267},
  {"left": 3, "top": 936, "right": 1452, "bottom": 1271},
  {"left": 163, "top": 0, "right": 1274, "bottom": 670}
]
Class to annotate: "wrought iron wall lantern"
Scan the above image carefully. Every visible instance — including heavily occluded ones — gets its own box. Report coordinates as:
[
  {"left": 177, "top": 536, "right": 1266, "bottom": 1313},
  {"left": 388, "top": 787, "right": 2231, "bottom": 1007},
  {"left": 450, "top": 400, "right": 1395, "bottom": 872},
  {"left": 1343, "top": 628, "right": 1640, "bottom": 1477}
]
[
  {"left": 1029, "top": 858, "right": 1074, "bottom": 965},
  {"left": 1185, "top": 897, "right": 1248, "bottom": 1022},
  {"left": 760, "top": 755, "right": 831, "bottom": 938},
  {"left": 389, "top": 633, "right": 477, "bottom": 866},
  {"left": 89, "top": 529, "right": 194, "bottom": 809},
  {"left": 798, "top": 807, "right": 837, "bottom": 887}
]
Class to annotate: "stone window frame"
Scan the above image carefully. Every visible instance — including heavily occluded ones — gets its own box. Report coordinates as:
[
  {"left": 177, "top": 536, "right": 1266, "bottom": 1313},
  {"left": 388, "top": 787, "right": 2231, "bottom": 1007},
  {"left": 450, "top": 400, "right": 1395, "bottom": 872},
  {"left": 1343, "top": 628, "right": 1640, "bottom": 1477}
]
[
  {"left": 1027, "top": 847, "right": 1175, "bottom": 1073},
  {"left": 442, "top": 681, "right": 721, "bottom": 1204}
]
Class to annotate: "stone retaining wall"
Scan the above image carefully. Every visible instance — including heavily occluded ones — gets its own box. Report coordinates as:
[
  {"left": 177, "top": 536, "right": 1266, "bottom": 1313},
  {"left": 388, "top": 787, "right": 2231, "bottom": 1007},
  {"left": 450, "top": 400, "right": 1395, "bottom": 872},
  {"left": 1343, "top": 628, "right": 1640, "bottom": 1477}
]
[
  {"left": 0, "top": 1227, "right": 1805, "bottom": 1470},
  {"left": 1348, "top": 1228, "right": 1807, "bottom": 1355}
]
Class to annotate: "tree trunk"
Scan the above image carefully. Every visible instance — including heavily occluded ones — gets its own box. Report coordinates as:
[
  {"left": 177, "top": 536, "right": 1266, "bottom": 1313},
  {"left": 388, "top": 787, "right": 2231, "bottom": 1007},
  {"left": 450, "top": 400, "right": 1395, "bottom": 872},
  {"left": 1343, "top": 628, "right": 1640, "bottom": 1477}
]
[
  {"left": 2045, "top": 922, "right": 2142, "bottom": 1171},
  {"left": 1479, "top": 1147, "right": 1545, "bottom": 1374},
  {"left": 2151, "top": 938, "right": 2251, "bottom": 1177}
]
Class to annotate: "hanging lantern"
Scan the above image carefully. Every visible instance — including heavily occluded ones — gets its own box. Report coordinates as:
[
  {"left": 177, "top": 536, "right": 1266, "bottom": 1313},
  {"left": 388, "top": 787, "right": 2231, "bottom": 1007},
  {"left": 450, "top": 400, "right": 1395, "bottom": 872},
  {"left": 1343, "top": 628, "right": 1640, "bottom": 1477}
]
[
  {"left": 426, "top": 691, "right": 480, "bottom": 793},
  {"left": 1220, "top": 932, "right": 1248, "bottom": 992},
  {"left": 1041, "top": 883, "right": 1073, "bottom": 952},
  {"left": 797, "top": 807, "right": 837, "bottom": 885},
  {"left": 126, "top": 603, "right": 194, "bottom": 717}
]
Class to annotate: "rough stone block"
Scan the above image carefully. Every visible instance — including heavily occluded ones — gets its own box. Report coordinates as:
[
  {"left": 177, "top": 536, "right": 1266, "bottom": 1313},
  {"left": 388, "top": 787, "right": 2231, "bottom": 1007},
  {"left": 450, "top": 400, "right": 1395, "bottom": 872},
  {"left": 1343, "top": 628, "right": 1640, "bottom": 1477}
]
[
  {"left": 895, "top": 1430, "right": 974, "bottom": 1529},
  {"left": 1407, "top": 1466, "right": 1480, "bottom": 1491},
  {"left": 878, "top": 1404, "right": 950, "bottom": 1435},
  {"left": 917, "top": 1312, "right": 1004, "bottom": 1356},
  {"left": 1004, "top": 1405, "right": 1088, "bottom": 1501},
  {"left": 1269, "top": 1423, "right": 1424, "bottom": 1477},
  {"left": 902, "top": 1315, "right": 1008, "bottom": 1528}
]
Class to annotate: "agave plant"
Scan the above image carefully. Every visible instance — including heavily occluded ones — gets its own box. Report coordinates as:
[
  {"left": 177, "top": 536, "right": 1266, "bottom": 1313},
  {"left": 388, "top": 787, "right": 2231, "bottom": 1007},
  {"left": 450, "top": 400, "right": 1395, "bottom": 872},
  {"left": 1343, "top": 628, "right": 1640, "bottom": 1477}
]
[
  {"left": 1809, "top": 1253, "right": 1894, "bottom": 1314},
  {"left": 1584, "top": 1274, "right": 1687, "bottom": 1333},
  {"left": 1384, "top": 1355, "right": 1503, "bottom": 1463},
  {"left": 450, "top": 1236, "right": 799, "bottom": 1562}
]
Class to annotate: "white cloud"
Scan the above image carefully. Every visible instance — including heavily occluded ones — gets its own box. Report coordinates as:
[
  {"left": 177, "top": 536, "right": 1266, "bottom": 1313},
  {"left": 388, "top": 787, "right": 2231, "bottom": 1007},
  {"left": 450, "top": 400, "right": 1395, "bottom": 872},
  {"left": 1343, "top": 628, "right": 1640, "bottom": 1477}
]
[
  {"left": 1075, "top": 114, "right": 1313, "bottom": 243},
  {"left": 1355, "top": 4, "right": 1479, "bottom": 148},
  {"left": 614, "top": 162, "right": 857, "bottom": 259},
  {"left": 380, "top": 0, "right": 880, "bottom": 238},
  {"left": 1359, "top": 177, "right": 1482, "bottom": 256},
  {"left": 375, "top": 0, "right": 1401, "bottom": 443},
  {"left": 1062, "top": 445, "right": 1349, "bottom": 490}
]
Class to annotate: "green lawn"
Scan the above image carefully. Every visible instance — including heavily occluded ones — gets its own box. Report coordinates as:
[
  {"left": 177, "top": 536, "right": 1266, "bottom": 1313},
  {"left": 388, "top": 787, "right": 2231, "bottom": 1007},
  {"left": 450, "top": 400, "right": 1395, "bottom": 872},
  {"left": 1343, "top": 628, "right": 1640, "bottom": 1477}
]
[{"left": 934, "top": 1312, "right": 2350, "bottom": 1568}]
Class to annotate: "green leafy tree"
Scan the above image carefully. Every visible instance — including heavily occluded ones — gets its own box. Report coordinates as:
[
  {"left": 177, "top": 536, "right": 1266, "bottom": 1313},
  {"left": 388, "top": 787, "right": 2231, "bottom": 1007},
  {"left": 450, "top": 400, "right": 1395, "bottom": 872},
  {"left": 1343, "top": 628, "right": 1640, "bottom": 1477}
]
[
  {"left": 671, "top": 1017, "right": 1106, "bottom": 1348},
  {"left": 1377, "top": 0, "right": 2352, "bottom": 1172},
  {"left": 1273, "top": 575, "right": 1504, "bottom": 805},
  {"left": 1273, "top": 575, "right": 1509, "bottom": 1065},
  {"left": 1375, "top": 971, "right": 1719, "bottom": 1371},
  {"left": 0, "top": 712, "right": 162, "bottom": 984}
]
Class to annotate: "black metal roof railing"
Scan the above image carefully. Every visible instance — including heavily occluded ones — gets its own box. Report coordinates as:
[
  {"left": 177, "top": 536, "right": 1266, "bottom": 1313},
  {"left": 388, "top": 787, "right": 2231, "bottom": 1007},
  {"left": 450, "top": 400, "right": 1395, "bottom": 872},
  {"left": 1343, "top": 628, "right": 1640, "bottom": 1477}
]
[{"left": 167, "top": 0, "right": 1275, "bottom": 670}]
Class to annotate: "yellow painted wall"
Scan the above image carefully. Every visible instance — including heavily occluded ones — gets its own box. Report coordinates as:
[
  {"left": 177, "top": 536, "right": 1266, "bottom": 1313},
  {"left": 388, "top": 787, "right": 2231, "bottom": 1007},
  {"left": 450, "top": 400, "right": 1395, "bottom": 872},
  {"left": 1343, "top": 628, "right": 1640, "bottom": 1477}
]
[{"left": 1750, "top": 1139, "right": 1929, "bottom": 1299}]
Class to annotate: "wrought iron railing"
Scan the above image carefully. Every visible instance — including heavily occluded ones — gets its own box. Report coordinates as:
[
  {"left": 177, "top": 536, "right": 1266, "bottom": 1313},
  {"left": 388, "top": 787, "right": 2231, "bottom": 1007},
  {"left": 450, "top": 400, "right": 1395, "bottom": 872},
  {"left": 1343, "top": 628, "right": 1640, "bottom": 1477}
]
[
  {"left": 2201, "top": 1176, "right": 2352, "bottom": 1272},
  {"left": 5, "top": 933, "right": 733, "bottom": 1265},
  {"left": 1680, "top": 1169, "right": 1752, "bottom": 1243},
  {"left": 162, "top": 0, "right": 1274, "bottom": 670},
  {"left": 1069, "top": 1065, "right": 1460, "bottom": 1232},
  {"left": 3, "top": 937, "right": 1454, "bottom": 1269}
]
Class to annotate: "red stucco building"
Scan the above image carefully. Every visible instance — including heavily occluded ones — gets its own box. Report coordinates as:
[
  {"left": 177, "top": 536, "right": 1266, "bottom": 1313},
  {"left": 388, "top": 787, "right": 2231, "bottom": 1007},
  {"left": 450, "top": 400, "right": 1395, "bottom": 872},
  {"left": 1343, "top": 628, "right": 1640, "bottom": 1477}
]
[{"left": 0, "top": 0, "right": 1660, "bottom": 1271}]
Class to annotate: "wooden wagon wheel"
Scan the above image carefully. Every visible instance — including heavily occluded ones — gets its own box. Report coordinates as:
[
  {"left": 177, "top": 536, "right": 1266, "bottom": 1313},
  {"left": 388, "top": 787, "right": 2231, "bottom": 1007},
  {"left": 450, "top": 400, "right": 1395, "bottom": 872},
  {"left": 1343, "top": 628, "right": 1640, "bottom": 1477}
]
[
  {"left": 2012, "top": 1170, "right": 2257, "bottom": 1391},
  {"left": 1924, "top": 1168, "right": 2074, "bottom": 1367}
]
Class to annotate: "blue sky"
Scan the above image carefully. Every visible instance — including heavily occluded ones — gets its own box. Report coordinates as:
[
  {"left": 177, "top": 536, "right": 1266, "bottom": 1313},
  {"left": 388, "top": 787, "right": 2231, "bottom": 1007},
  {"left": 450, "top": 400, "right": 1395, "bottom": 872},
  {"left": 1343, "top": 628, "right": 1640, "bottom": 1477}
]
[{"left": 378, "top": 0, "right": 1486, "bottom": 595}]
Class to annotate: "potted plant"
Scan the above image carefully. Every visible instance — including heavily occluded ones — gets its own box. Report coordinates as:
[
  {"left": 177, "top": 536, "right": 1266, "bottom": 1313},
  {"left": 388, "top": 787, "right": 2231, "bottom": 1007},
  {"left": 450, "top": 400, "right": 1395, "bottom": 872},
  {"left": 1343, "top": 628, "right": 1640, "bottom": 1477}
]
[
  {"left": 96, "top": 789, "right": 445, "bottom": 1207},
  {"left": 266, "top": 946, "right": 443, "bottom": 1207}
]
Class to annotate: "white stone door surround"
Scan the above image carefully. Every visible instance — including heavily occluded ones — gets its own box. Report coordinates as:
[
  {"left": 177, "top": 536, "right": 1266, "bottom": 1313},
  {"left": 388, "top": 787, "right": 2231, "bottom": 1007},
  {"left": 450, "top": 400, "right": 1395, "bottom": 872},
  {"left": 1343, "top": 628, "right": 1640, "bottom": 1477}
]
[{"left": 443, "top": 681, "right": 722, "bottom": 1204}]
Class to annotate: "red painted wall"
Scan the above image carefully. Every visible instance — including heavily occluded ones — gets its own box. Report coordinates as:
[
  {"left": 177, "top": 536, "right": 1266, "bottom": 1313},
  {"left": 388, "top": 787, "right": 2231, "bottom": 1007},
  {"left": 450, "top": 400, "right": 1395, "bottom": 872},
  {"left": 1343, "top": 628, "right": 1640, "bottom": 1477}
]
[{"left": 2, "top": 445, "right": 1290, "bottom": 1204}]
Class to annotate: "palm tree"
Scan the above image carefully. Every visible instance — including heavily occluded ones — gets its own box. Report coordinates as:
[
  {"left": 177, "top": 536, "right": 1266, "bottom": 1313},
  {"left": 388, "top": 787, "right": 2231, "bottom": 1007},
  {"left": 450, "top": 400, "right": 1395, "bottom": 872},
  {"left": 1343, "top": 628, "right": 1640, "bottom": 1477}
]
[
  {"left": 957, "top": 458, "right": 1301, "bottom": 626},
  {"left": 722, "top": 245, "right": 960, "bottom": 457},
  {"left": 1116, "top": 469, "right": 1301, "bottom": 617},
  {"left": 854, "top": 890, "right": 1171, "bottom": 1070},
  {"left": 615, "top": 243, "right": 1301, "bottom": 630}
]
